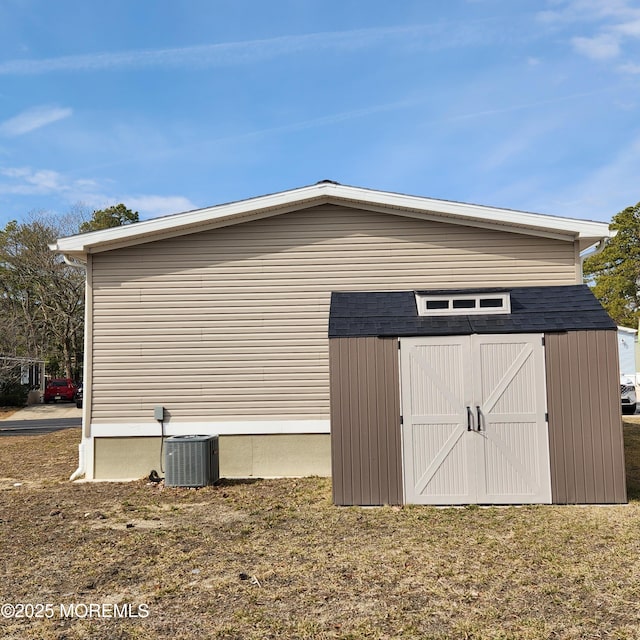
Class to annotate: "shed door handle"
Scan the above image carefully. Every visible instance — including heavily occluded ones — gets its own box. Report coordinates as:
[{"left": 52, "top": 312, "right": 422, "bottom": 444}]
[
  {"left": 476, "top": 406, "right": 482, "bottom": 432},
  {"left": 467, "top": 406, "right": 473, "bottom": 431}
]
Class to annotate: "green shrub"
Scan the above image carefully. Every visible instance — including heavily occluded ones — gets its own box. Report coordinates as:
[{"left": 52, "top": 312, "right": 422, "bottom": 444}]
[{"left": 0, "top": 380, "right": 29, "bottom": 407}]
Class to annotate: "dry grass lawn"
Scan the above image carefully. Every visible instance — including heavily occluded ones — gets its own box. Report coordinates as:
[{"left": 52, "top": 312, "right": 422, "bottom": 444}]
[{"left": 1, "top": 422, "right": 640, "bottom": 639}]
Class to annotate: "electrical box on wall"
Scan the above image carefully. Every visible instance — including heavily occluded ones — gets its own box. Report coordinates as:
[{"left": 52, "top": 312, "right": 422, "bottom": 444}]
[{"left": 154, "top": 406, "right": 165, "bottom": 421}]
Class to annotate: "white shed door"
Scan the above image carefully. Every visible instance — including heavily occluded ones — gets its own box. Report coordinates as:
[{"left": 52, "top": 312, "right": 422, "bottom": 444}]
[{"left": 400, "top": 334, "right": 551, "bottom": 505}]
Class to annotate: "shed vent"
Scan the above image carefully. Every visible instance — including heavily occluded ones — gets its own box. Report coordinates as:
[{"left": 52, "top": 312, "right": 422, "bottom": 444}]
[
  {"left": 164, "top": 435, "right": 219, "bottom": 487},
  {"left": 415, "top": 292, "right": 511, "bottom": 316}
]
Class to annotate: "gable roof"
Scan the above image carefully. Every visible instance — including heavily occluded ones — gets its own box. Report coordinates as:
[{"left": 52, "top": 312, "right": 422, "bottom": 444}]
[
  {"left": 329, "top": 285, "right": 616, "bottom": 338},
  {"left": 51, "top": 181, "right": 612, "bottom": 260}
]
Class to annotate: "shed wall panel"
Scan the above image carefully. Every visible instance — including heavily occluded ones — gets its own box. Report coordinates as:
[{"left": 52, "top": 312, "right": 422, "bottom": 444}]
[
  {"left": 329, "top": 337, "right": 402, "bottom": 505},
  {"left": 90, "top": 204, "right": 578, "bottom": 424},
  {"left": 545, "top": 330, "right": 626, "bottom": 504}
]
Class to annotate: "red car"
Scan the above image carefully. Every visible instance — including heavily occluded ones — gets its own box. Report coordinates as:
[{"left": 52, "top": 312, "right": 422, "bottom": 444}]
[{"left": 44, "top": 378, "right": 77, "bottom": 403}]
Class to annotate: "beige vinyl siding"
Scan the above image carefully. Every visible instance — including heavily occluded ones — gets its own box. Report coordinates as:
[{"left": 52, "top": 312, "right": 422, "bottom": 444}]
[{"left": 90, "top": 204, "right": 578, "bottom": 423}]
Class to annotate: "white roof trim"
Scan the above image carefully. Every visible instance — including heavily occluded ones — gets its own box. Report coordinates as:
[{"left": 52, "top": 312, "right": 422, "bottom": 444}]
[
  {"left": 50, "top": 182, "right": 612, "bottom": 258},
  {"left": 618, "top": 326, "right": 638, "bottom": 334}
]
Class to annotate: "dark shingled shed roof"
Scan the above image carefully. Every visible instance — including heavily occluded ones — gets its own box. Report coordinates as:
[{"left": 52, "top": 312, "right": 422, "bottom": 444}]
[{"left": 328, "top": 285, "right": 616, "bottom": 338}]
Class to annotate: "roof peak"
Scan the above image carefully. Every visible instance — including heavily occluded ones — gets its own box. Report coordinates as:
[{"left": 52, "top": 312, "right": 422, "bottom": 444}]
[{"left": 52, "top": 182, "right": 612, "bottom": 259}]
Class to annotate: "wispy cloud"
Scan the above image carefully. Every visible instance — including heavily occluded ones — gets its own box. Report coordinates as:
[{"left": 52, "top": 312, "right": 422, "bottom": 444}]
[
  {"left": 0, "top": 105, "right": 72, "bottom": 136},
  {"left": 0, "top": 167, "right": 71, "bottom": 194},
  {"left": 539, "top": 0, "right": 640, "bottom": 68},
  {"left": 124, "top": 195, "right": 197, "bottom": 217},
  {"left": 530, "top": 132, "right": 640, "bottom": 219},
  {"left": 480, "top": 120, "right": 560, "bottom": 172},
  {"left": 615, "top": 18, "right": 640, "bottom": 36},
  {"left": 74, "top": 88, "right": 614, "bottom": 177},
  {"left": 208, "top": 88, "right": 616, "bottom": 147},
  {"left": 0, "top": 21, "right": 524, "bottom": 76},
  {"left": 440, "top": 88, "right": 614, "bottom": 123},
  {"left": 571, "top": 34, "right": 621, "bottom": 59},
  {"left": 0, "top": 165, "right": 196, "bottom": 218},
  {"left": 618, "top": 61, "right": 640, "bottom": 73},
  {"left": 537, "top": 0, "right": 640, "bottom": 25},
  {"left": 219, "top": 98, "right": 424, "bottom": 141},
  {"left": 0, "top": 27, "right": 431, "bottom": 75}
]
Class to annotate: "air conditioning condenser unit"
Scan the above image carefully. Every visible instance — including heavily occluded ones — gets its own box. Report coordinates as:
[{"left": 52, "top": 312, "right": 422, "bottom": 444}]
[{"left": 164, "top": 435, "right": 219, "bottom": 487}]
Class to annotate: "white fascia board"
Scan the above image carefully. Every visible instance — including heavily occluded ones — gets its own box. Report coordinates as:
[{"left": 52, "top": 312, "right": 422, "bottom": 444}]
[
  {"left": 618, "top": 326, "right": 638, "bottom": 334},
  {"left": 52, "top": 184, "right": 331, "bottom": 256},
  {"left": 331, "top": 184, "right": 611, "bottom": 241},
  {"left": 51, "top": 182, "right": 613, "bottom": 256}
]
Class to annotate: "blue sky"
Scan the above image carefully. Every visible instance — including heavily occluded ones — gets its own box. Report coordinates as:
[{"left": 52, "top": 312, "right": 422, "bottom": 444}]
[{"left": 0, "top": 0, "right": 639, "bottom": 228}]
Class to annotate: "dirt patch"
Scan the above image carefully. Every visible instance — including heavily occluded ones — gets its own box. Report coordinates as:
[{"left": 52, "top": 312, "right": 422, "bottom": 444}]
[
  {"left": 87, "top": 499, "right": 247, "bottom": 532},
  {"left": 1, "top": 428, "right": 640, "bottom": 639}
]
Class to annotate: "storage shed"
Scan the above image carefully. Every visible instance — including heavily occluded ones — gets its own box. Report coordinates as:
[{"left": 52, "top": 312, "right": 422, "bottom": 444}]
[{"left": 329, "top": 285, "right": 626, "bottom": 506}]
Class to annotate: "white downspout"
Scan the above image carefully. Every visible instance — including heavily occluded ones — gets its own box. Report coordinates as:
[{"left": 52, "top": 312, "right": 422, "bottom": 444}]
[{"left": 69, "top": 443, "right": 86, "bottom": 481}]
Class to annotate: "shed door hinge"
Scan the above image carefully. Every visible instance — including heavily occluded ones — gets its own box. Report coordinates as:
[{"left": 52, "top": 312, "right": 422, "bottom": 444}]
[
  {"left": 541, "top": 336, "right": 545, "bottom": 346},
  {"left": 400, "top": 415, "right": 404, "bottom": 425},
  {"left": 545, "top": 412, "right": 549, "bottom": 422},
  {"left": 398, "top": 341, "right": 401, "bottom": 350}
]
